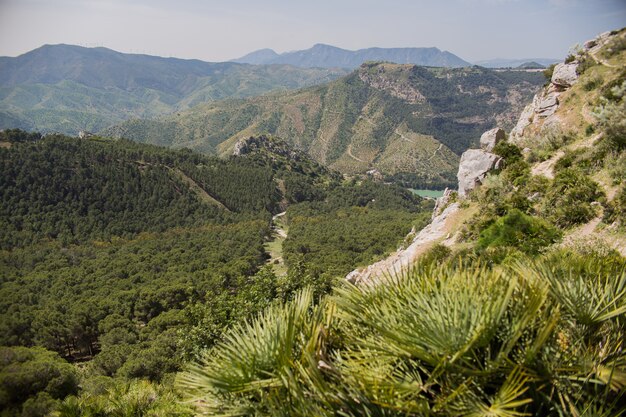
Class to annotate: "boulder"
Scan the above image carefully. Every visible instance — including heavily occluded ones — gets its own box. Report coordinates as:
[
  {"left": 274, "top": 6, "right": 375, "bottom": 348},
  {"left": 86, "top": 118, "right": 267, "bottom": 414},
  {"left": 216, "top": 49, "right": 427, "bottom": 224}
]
[
  {"left": 551, "top": 63, "right": 579, "bottom": 88},
  {"left": 479, "top": 127, "right": 505, "bottom": 152},
  {"left": 536, "top": 93, "right": 559, "bottom": 118},
  {"left": 457, "top": 149, "right": 503, "bottom": 196}
]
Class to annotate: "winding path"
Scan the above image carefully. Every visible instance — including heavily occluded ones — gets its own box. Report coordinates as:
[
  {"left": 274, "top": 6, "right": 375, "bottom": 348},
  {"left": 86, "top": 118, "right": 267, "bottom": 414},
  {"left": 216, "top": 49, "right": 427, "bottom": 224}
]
[{"left": 265, "top": 212, "right": 288, "bottom": 275}]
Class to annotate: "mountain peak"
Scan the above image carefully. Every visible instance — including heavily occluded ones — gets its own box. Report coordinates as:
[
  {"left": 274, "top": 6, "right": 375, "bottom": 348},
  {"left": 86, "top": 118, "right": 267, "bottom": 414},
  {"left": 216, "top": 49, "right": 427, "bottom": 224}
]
[{"left": 232, "top": 44, "right": 469, "bottom": 68}]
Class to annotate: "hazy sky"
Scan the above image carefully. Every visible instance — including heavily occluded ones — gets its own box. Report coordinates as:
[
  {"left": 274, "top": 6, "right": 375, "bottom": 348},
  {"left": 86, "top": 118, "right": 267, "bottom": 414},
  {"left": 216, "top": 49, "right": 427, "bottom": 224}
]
[{"left": 0, "top": 0, "right": 624, "bottom": 62}]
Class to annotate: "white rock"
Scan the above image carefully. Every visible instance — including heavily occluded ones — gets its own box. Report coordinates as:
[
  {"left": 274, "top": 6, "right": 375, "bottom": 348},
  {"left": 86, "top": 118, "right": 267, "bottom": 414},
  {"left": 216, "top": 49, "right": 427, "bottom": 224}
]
[
  {"left": 457, "top": 149, "right": 503, "bottom": 196},
  {"left": 479, "top": 127, "right": 505, "bottom": 152},
  {"left": 551, "top": 63, "right": 579, "bottom": 88},
  {"left": 510, "top": 101, "right": 535, "bottom": 140},
  {"left": 536, "top": 94, "right": 559, "bottom": 118}
]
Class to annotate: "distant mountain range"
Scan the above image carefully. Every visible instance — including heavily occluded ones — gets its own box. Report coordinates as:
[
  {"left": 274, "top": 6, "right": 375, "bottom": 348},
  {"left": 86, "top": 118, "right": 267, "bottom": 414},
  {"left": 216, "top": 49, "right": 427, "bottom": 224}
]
[
  {"left": 105, "top": 62, "right": 544, "bottom": 188},
  {"left": 232, "top": 44, "right": 471, "bottom": 68},
  {"left": 0, "top": 44, "right": 349, "bottom": 134},
  {"left": 473, "top": 58, "right": 560, "bottom": 68}
]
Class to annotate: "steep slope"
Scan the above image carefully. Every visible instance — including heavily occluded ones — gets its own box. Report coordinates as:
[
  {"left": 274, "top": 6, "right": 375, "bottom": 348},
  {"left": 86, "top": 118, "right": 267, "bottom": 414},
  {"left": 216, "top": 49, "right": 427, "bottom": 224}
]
[
  {"left": 0, "top": 44, "right": 349, "bottom": 134},
  {"left": 347, "top": 28, "right": 626, "bottom": 284},
  {"left": 106, "top": 63, "right": 543, "bottom": 188}
]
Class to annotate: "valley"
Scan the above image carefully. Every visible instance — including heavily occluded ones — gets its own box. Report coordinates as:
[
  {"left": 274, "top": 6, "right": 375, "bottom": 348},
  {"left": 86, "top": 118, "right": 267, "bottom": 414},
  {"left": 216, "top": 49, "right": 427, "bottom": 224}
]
[
  {"left": 0, "top": 11, "right": 624, "bottom": 416},
  {"left": 105, "top": 63, "right": 544, "bottom": 188}
]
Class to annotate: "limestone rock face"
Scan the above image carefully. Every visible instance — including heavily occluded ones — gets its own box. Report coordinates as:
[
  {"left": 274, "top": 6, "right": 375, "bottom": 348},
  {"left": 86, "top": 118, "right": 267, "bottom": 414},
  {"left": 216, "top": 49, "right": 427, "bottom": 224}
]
[
  {"left": 457, "top": 149, "right": 503, "bottom": 196},
  {"left": 479, "top": 127, "right": 505, "bottom": 152},
  {"left": 551, "top": 63, "right": 579, "bottom": 88},
  {"left": 510, "top": 99, "right": 536, "bottom": 139},
  {"left": 536, "top": 93, "right": 559, "bottom": 118}
]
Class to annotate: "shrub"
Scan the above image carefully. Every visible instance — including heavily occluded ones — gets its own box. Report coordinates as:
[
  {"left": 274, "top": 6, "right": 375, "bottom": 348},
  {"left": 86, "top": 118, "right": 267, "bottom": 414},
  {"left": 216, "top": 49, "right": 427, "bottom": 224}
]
[
  {"left": 541, "top": 168, "right": 604, "bottom": 227},
  {"left": 419, "top": 243, "right": 452, "bottom": 265},
  {"left": 521, "top": 128, "right": 574, "bottom": 163},
  {"left": 604, "top": 184, "right": 626, "bottom": 226},
  {"left": 576, "top": 53, "right": 596, "bottom": 75},
  {"left": 583, "top": 76, "right": 602, "bottom": 91},
  {"left": 492, "top": 140, "right": 523, "bottom": 163},
  {"left": 477, "top": 209, "right": 561, "bottom": 254},
  {"left": 543, "top": 64, "right": 556, "bottom": 82},
  {"left": 594, "top": 80, "right": 626, "bottom": 151}
]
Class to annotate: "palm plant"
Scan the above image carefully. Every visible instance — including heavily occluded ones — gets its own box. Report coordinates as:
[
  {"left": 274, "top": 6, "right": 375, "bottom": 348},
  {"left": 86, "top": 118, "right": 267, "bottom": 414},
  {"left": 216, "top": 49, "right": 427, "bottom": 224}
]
[{"left": 177, "top": 253, "right": 626, "bottom": 416}]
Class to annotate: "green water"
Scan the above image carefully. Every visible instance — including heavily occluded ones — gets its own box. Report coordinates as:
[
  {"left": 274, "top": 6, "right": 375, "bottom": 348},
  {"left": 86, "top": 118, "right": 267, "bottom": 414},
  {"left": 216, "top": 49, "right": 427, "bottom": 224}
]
[{"left": 409, "top": 189, "right": 445, "bottom": 199}]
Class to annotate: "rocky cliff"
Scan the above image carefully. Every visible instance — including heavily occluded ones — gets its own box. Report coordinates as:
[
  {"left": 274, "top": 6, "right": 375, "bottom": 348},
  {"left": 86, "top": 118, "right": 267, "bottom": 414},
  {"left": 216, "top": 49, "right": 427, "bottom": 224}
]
[{"left": 345, "top": 28, "right": 626, "bottom": 285}]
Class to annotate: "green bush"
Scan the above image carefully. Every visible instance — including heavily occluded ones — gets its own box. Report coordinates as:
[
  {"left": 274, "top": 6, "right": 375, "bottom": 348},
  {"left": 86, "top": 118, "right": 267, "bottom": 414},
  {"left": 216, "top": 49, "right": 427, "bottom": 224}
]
[
  {"left": 492, "top": 140, "right": 523, "bottom": 163},
  {"left": 418, "top": 243, "right": 452, "bottom": 265},
  {"left": 477, "top": 209, "right": 561, "bottom": 254},
  {"left": 594, "top": 80, "right": 626, "bottom": 151},
  {"left": 543, "top": 64, "right": 556, "bottom": 81},
  {"left": 541, "top": 168, "right": 604, "bottom": 227}
]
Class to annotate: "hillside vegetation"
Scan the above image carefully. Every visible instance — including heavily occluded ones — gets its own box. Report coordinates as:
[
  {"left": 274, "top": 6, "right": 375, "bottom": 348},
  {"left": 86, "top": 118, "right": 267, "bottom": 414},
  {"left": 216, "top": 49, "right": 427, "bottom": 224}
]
[
  {"left": 0, "top": 131, "right": 433, "bottom": 415},
  {"left": 107, "top": 63, "right": 543, "bottom": 189},
  {"left": 171, "top": 29, "right": 626, "bottom": 417},
  {"left": 0, "top": 44, "right": 348, "bottom": 134}
]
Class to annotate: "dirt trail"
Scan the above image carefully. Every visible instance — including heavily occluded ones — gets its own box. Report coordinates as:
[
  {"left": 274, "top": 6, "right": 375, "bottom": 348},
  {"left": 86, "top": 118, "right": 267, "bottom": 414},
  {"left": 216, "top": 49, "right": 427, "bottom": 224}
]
[
  {"left": 265, "top": 212, "right": 288, "bottom": 275},
  {"left": 531, "top": 151, "right": 564, "bottom": 179},
  {"left": 346, "top": 144, "right": 366, "bottom": 162},
  {"left": 589, "top": 49, "right": 618, "bottom": 68},
  {"left": 428, "top": 143, "right": 443, "bottom": 161}
]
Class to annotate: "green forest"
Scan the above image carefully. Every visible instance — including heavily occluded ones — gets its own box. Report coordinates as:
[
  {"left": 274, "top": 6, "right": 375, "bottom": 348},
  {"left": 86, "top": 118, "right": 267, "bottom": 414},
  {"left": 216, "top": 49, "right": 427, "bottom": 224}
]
[{"left": 0, "top": 130, "right": 431, "bottom": 416}]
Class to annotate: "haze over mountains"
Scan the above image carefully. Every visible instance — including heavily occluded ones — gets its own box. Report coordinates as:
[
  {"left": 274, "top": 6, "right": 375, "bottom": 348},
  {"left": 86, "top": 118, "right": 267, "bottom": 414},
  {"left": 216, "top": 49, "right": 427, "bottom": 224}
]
[
  {"left": 474, "top": 57, "right": 560, "bottom": 68},
  {"left": 0, "top": 44, "right": 349, "bottom": 133},
  {"left": 232, "top": 43, "right": 471, "bottom": 68}
]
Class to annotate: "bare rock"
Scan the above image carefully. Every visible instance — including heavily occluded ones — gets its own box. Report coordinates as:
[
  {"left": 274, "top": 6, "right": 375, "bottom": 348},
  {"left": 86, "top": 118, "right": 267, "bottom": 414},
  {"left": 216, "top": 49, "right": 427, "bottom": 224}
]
[
  {"left": 345, "top": 202, "right": 460, "bottom": 286},
  {"left": 432, "top": 188, "right": 454, "bottom": 219},
  {"left": 457, "top": 149, "right": 503, "bottom": 196},
  {"left": 509, "top": 99, "right": 536, "bottom": 140},
  {"left": 479, "top": 127, "right": 506, "bottom": 152},
  {"left": 536, "top": 93, "right": 559, "bottom": 118},
  {"left": 551, "top": 63, "right": 579, "bottom": 88}
]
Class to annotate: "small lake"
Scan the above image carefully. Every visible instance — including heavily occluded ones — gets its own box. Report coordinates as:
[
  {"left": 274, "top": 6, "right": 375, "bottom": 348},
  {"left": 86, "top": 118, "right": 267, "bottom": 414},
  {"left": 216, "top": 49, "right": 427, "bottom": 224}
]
[{"left": 409, "top": 189, "right": 445, "bottom": 199}]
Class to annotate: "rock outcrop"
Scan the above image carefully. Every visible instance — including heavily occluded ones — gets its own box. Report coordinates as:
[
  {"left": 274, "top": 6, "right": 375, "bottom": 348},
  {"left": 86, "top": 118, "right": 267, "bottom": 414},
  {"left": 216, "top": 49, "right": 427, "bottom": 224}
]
[
  {"left": 479, "top": 127, "right": 505, "bottom": 152},
  {"left": 345, "top": 201, "right": 460, "bottom": 286},
  {"left": 551, "top": 63, "right": 579, "bottom": 88},
  {"left": 457, "top": 149, "right": 503, "bottom": 196},
  {"left": 536, "top": 89, "right": 559, "bottom": 117}
]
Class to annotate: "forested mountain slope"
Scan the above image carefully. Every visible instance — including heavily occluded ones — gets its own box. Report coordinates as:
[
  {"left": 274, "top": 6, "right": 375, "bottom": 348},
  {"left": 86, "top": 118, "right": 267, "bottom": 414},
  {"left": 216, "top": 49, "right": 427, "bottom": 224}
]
[
  {"left": 106, "top": 63, "right": 544, "bottom": 189},
  {"left": 0, "top": 131, "right": 432, "bottom": 415},
  {"left": 0, "top": 44, "right": 348, "bottom": 134}
]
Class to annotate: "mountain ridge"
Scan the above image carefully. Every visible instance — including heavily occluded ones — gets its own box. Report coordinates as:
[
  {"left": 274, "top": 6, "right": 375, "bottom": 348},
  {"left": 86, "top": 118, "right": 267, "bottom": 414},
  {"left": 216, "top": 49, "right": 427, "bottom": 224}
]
[
  {"left": 104, "top": 62, "right": 544, "bottom": 188},
  {"left": 0, "top": 44, "right": 349, "bottom": 134},
  {"left": 232, "top": 43, "right": 470, "bottom": 68}
]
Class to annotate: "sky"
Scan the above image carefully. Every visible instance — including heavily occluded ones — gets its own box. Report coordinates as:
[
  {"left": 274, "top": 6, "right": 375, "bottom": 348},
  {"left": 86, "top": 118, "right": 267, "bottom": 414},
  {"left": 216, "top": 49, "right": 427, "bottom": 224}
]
[{"left": 0, "top": 0, "right": 624, "bottom": 63}]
